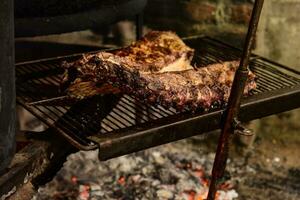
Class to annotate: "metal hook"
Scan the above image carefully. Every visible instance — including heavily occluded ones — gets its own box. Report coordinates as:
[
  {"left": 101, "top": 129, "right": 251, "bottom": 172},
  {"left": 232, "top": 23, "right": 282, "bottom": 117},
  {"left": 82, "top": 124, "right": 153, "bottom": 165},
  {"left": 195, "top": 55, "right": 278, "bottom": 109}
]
[{"left": 233, "top": 118, "right": 254, "bottom": 136}]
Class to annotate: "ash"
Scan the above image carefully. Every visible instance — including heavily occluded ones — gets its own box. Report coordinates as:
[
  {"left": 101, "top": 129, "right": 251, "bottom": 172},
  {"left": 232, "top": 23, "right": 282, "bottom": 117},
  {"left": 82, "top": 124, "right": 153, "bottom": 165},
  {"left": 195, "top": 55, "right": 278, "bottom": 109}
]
[{"left": 33, "top": 138, "right": 238, "bottom": 200}]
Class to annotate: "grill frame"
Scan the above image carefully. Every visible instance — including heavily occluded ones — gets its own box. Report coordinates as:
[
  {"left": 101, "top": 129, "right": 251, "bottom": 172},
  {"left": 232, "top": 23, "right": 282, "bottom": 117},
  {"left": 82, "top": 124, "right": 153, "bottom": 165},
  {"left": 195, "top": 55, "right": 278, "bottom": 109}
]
[{"left": 16, "top": 36, "right": 300, "bottom": 160}]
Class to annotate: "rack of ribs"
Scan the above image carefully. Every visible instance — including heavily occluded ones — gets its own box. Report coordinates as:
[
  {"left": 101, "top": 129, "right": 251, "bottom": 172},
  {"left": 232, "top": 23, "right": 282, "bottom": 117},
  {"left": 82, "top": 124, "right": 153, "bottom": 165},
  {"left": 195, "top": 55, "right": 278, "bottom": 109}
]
[{"left": 62, "top": 31, "right": 256, "bottom": 111}]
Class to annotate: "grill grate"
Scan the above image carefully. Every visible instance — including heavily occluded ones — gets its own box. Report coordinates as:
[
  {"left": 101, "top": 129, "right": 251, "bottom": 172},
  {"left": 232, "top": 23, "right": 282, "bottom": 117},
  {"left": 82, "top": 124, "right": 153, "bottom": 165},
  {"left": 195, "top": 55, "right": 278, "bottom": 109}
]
[{"left": 16, "top": 36, "right": 300, "bottom": 158}]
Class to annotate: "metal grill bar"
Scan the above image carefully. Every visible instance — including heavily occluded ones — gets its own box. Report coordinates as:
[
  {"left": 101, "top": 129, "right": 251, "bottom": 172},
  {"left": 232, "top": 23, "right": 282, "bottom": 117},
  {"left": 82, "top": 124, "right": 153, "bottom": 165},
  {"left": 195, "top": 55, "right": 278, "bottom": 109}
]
[{"left": 16, "top": 36, "right": 300, "bottom": 157}]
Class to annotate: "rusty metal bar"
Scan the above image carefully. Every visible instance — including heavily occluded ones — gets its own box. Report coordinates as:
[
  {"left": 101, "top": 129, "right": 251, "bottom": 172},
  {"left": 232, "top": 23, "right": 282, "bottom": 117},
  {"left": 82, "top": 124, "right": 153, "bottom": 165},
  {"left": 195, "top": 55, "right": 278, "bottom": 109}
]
[
  {"left": 207, "top": 0, "right": 264, "bottom": 199},
  {"left": 0, "top": 0, "right": 16, "bottom": 174}
]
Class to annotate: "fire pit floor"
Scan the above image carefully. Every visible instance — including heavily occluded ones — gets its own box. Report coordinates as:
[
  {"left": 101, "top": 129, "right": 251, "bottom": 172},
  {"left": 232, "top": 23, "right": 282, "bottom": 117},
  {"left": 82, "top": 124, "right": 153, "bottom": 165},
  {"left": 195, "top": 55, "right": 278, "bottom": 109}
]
[
  {"left": 32, "top": 132, "right": 300, "bottom": 200},
  {"left": 33, "top": 135, "right": 237, "bottom": 200}
]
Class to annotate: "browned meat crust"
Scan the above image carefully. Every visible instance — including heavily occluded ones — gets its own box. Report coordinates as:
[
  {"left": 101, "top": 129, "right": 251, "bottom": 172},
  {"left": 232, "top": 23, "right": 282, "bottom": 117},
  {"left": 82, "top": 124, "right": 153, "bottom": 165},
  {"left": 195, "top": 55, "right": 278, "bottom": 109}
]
[
  {"left": 62, "top": 31, "right": 256, "bottom": 111},
  {"left": 111, "top": 31, "right": 194, "bottom": 73}
]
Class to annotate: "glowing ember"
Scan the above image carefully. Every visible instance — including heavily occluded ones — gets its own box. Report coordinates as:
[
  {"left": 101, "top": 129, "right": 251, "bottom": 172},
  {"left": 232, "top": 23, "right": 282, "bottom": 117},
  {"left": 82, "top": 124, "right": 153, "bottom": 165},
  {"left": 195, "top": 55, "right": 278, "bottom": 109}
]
[
  {"left": 71, "top": 176, "right": 78, "bottom": 184},
  {"left": 196, "top": 191, "right": 208, "bottom": 200},
  {"left": 202, "top": 178, "right": 210, "bottom": 187},
  {"left": 35, "top": 145, "right": 239, "bottom": 200},
  {"left": 118, "top": 176, "right": 126, "bottom": 185},
  {"left": 181, "top": 165, "right": 235, "bottom": 200},
  {"left": 219, "top": 181, "right": 234, "bottom": 190},
  {"left": 184, "top": 190, "right": 197, "bottom": 200},
  {"left": 79, "top": 184, "right": 90, "bottom": 200},
  {"left": 193, "top": 168, "right": 205, "bottom": 178}
]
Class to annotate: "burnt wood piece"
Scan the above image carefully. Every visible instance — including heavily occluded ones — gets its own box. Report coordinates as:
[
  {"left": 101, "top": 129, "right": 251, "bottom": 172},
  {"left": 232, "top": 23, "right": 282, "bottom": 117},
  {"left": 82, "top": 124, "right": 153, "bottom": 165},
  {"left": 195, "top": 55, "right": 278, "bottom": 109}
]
[
  {"left": 0, "top": 0, "right": 16, "bottom": 174},
  {"left": 15, "top": 0, "right": 148, "bottom": 37},
  {"left": 0, "top": 131, "right": 77, "bottom": 199}
]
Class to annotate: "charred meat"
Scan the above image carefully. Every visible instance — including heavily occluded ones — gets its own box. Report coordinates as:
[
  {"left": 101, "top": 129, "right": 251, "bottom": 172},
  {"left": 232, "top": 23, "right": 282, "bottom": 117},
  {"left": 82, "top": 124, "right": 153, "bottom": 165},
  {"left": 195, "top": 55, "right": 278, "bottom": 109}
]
[
  {"left": 62, "top": 31, "right": 195, "bottom": 97},
  {"left": 62, "top": 31, "right": 256, "bottom": 110}
]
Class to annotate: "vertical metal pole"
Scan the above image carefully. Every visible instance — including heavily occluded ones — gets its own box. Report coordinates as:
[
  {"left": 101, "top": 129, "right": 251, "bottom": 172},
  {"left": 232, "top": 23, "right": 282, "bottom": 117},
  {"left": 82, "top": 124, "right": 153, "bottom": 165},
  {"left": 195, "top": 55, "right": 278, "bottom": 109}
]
[
  {"left": 0, "top": 0, "right": 16, "bottom": 173},
  {"left": 135, "top": 12, "right": 147, "bottom": 123},
  {"left": 207, "top": 0, "right": 264, "bottom": 199},
  {"left": 136, "top": 13, "right": 144, "bottom": 40}
]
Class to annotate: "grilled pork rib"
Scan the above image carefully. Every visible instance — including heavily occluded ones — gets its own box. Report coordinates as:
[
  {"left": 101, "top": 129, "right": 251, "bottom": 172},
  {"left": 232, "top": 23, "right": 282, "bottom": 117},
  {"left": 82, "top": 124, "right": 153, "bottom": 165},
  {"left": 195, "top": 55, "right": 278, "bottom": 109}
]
[
  {"left": 62, "top": 31, "right": 256, "bottom": 110},
  {"left": 112, "top": 31, "right": 194, "bottom": 73},
  {"left": 62, "top": 31, "right": 194, "bottom": 96}
]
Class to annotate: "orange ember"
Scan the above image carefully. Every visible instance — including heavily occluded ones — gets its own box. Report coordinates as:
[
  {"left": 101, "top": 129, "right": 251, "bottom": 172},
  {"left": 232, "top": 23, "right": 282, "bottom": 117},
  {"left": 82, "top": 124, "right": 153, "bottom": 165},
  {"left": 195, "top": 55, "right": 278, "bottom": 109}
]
[
  {"left": 184, "top": 190, "right": 196, "bottom": 200},
  {"left": 215, "top": 191, "right": 220, "bottom": 199},
  {"left": 202, "top": 178, "right": 209, "bottom": 187},
  {"left": 79, "top": 184, "right": 90, "bottom": 200},
  {"left": 194, "top": 168, "right": 204, "bottom": 178},
  {"left": 84, "top": 184, "right": 90, "bottom": 190},
  {"left": 186, "top": 162, "right": 192, "bottom": 169},
  {"left": 195, "top": 191, "right": 208, "bottom": 200},
  {"left": 219, "top": 181, "right": 233, "bottom": 190},
  {"left": 71, "top": 176, "right": 78, "bottom": 184},
  {"left": 118, "top": 176, "right": 126, "bottom": 185}
]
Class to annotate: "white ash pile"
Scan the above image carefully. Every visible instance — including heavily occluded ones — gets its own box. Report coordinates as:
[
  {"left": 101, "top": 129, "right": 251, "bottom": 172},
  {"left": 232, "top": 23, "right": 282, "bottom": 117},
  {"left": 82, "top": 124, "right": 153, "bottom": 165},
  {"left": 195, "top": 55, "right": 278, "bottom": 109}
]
[{"left": 33, "top": 140, "right": 238, "bottom": 200}]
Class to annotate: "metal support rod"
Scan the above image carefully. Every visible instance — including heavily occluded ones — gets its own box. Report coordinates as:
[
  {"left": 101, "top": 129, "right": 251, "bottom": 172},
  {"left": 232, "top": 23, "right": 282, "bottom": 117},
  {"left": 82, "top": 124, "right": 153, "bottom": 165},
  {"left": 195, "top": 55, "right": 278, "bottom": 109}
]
[
  {"left": 0, "top": 0, "right": 16, "bottom": 173},
  {"left": 136, "top": 13, "right": 144, "bottom": 40},
  {"left": 135, "top": 12, "right": 147, "bottom": 123},
  {"left": 207, "top": 0, "right": 264, "bottom": 199}
]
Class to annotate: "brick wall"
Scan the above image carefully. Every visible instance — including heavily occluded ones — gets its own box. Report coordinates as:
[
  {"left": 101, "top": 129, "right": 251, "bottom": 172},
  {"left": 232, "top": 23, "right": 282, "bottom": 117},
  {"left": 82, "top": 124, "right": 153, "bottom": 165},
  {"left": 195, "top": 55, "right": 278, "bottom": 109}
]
[{"left": 144, "top": 0, "right": 254, "bottom": 47}]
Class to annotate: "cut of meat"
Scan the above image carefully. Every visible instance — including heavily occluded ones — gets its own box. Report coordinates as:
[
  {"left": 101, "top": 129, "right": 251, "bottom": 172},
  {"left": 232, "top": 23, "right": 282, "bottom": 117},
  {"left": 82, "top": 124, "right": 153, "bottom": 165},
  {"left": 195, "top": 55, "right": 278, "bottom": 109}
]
[
  {"left": 63, "top": 31, "right": 194, "bottom": 76},
  {"left": 137, "top": 61, "right": 256, "bottom": 110},
  {"left": 112, "top": 31, "right": 195, "bottom": 73},
  {"left": 61, "top": 31, "right": 257, "bottom": 111},
  {"left": 61, "top": 31, "right": 195, "bottom": 97},
  {"left": 63, "top": 57, "right": 256, "bottom": 110}
]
